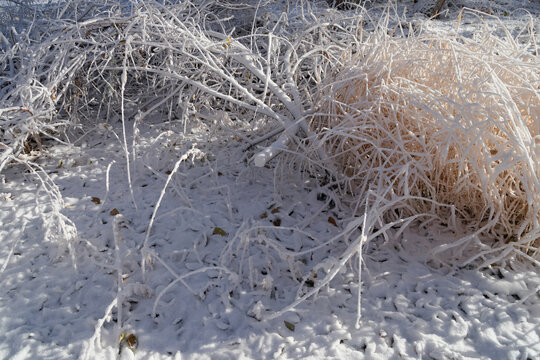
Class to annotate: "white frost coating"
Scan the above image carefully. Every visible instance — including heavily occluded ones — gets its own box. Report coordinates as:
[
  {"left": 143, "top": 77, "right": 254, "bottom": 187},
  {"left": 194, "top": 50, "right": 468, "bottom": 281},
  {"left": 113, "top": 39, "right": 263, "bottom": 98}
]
[
  {"left": 141, "top": 144, "right": 194, "bottom": 281},
  {"left": 254, "top": 152, "right": 268, "bottom": 167},
  {"left": 253, "top": 133, "right": 290, "bottom": 167},
  {"left": 206, "top": 31, "right": 311, "bottom": 168}
]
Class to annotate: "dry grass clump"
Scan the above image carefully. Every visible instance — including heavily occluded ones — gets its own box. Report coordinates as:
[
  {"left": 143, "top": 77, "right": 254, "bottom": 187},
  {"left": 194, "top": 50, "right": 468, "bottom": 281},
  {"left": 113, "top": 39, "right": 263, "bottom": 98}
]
[{"left": 312, "top": 28, "right": 540, "bottom": 265}]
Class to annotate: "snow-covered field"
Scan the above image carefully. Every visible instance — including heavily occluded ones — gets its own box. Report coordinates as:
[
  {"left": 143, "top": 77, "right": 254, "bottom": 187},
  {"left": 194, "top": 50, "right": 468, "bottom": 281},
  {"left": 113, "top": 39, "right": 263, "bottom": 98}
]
[{"left": 1, "top": 1, "right": 540, "bottom": 359}]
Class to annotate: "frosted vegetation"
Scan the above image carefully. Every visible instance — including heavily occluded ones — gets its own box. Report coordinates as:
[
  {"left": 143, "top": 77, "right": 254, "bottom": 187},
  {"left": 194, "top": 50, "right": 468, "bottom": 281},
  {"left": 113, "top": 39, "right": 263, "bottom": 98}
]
[{"left": 1, "top": 0, "right": 539, "bottom": 358}]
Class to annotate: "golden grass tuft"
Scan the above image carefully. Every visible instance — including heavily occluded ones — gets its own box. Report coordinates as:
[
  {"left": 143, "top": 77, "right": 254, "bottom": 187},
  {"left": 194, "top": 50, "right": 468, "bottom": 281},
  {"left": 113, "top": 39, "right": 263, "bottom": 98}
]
[{"left": 312, "top": 29, "right": 540, "bottom": 264}]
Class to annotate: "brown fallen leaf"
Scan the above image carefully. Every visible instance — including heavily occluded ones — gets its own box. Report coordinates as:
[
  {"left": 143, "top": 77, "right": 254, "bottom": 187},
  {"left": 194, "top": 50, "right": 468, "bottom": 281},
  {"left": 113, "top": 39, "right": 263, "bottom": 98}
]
[
  {"left": 119, "top": 332, "right": 138, "bottom": 354},
  {"left": 273, "top": 218, "right": 281, "bottom": 226},
  {"left": 126, "top": 333, "right": 138, "bottom": 351},
  {"left": 91, "top": 197, "right": 101, "bottom": 205},
  {"left": 260, "top": 212, "right": 268, "bottom": 219},
  {"left": 328, "top": 216, "right": 338, "bottom": 227},
  {"left": 110, "top": 208, "right": 119, "bottom": 216}
]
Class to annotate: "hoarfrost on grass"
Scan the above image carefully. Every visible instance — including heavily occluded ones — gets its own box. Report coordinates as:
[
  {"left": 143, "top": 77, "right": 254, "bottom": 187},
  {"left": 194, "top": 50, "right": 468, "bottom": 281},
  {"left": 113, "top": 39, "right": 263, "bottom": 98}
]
[{"left": 0, "top": 0, "right": 540, "bottom": 359}]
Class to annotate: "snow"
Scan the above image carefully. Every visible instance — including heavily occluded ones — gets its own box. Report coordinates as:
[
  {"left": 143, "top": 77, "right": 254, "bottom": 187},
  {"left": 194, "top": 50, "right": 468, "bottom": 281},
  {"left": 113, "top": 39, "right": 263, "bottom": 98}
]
[{"left": 1, "top": 1, "right": 540, "bottom": 359}]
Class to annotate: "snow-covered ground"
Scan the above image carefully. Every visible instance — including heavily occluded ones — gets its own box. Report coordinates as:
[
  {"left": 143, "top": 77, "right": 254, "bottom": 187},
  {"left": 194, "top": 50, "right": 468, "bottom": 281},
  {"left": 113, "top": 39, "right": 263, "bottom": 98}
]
[{"left": 1, "top": 1, "right": 540, "bottom": 359}]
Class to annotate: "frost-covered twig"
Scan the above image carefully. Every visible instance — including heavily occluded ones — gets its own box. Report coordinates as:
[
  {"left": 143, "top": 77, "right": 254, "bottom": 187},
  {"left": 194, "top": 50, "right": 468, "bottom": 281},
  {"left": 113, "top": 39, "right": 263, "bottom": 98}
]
[
  {"left": 81, "top": 297, "right": 117, "bottom": 360},
  {"left": 141, "top": 143, "right": 194, "bottom": 280}
]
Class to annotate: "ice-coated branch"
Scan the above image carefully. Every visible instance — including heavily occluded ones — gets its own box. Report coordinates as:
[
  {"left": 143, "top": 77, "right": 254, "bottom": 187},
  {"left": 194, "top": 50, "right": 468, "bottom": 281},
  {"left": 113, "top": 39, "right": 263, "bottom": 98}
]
[{"left": 205, "top": 31, "right": 309, "bottom": 167}]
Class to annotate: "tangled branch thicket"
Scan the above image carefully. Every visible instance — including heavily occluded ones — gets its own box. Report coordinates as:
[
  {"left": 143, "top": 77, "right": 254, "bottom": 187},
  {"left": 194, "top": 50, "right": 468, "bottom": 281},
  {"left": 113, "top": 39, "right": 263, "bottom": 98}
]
[{"left": 1, "top": 0, "right": 539, "bottom": 322}]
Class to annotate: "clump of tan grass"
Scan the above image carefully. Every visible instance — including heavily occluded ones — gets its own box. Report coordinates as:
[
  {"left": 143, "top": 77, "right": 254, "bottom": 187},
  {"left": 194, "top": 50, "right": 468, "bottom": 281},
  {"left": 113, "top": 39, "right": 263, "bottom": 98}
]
[{"left": 312, "top": 24, "right": 540, "bottom": 266}]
